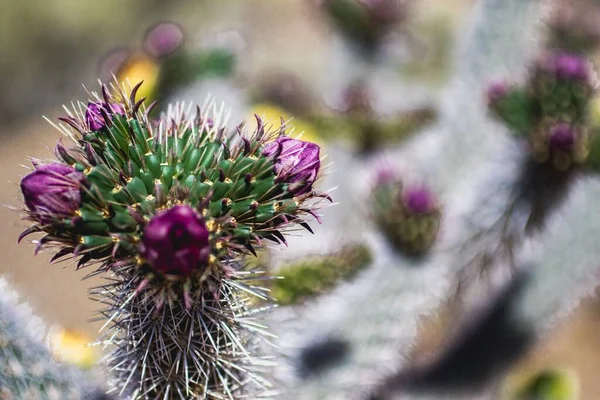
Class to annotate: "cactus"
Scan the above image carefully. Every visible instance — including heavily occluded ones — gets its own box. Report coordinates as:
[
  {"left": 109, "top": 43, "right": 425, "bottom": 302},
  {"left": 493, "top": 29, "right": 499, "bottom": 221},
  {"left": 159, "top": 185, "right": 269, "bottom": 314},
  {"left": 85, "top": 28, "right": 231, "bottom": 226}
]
[
  {"left": 0, "top": 277, "right": 106, "bottom": 400},
  {"left": 269, "top": 243, "right": 373, "bottom": 305},
  {"left": 371, "top": 170, "right": 441, "bottom": 256},
  {"left": 17, "top": 81, "right": 330, "bottom": 398},
  {"left": 272, "top": 0, "right": 557, "bottom": 398},
  {"left": 12, "top": 0, "right": 600, "bottom": 398},
  {"left": 549, "top": 0, "right": 600, "bottom": 53},
  {"left": 317, "top": 0, "right": 409, "bottom": 56}
]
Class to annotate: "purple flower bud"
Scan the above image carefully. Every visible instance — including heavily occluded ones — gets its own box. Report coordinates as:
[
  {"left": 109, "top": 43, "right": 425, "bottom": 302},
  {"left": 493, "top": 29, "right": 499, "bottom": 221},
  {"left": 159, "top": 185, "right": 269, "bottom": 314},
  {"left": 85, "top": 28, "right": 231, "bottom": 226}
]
[
  {"left": 544, "top": 52, "right": 589, "bottom": 81},
  {"left": 21, "top": 163, "right": 86, "bottom": 218},
  {"left": 548, "top": 122, "right": 576, "bottom": 151},
  {"left": 140, "top": 205, "right": 211, "bottom": 277},
  {"left": 85, "top": 102, "right": 125, "bottom": 131},
  {"left": 487, "top": 80, "right": 510, "bottom": 105},
  {"left": 554, "top": 53, "right": 588, "bottom": 80},
  {"left": 374, "top": 167, "right": 397, "bottom": 186},
  {"left": 144, "top": 22, "right": 184, "bottom": 59},
  {"left": 263, "top": 136, "right": 321, "bottom": 195},
  {"left": 401, "top": 185, "right": 436, "bottom": 215}
]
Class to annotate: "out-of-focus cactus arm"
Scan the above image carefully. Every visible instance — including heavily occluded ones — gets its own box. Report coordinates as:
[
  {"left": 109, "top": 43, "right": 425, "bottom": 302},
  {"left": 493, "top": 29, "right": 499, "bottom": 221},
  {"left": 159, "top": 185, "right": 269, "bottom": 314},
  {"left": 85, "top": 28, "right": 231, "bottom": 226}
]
[{"left": 279, "top": 0, "right": 549, "bottom": 398}]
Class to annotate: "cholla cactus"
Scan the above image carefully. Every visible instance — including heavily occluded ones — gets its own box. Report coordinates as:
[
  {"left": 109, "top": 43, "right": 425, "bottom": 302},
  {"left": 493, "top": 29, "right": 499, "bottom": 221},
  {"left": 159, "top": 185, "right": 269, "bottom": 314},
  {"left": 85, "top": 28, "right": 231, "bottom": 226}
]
[
  {"left": 0, "top": 277, "right": 106, "bottom": 400},
  {"left": 477, "top": 51, "right": 599, "bottom": 249},
  {"left": 371, "top": 170, "right": 441, "bottom": 255},
  {"left": 17, "top": 82, "right": 329, "bottom": 398},
  {"left": 489, "top": 51, "right": 594, "bottom": 171},
  {"left": 549, "top": 0, "right": 600, "bottom": 53}
]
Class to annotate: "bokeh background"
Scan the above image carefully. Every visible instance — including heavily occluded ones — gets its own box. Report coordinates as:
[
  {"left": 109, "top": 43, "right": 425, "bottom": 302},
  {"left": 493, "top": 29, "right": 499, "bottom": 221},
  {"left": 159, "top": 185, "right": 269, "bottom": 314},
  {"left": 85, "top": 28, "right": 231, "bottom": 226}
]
[{"left": 2, "top": 0, "right": 600, "bottom": 398}]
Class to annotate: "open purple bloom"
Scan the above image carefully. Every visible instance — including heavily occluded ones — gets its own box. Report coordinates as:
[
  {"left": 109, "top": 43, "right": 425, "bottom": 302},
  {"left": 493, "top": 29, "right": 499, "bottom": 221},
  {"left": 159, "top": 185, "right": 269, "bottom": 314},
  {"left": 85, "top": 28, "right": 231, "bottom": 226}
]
[
  {"left": 140, "top": 205, "right": 211, "bottom": 277},
  {"left": 401, "top": 185, "right": 436, "bottom": 215},
  {"left": 85, "top": 102, "right": 125, "bottom": 131},
  {"left": 144, "top": 22, "right": 184, "bottom": 59},
  {"left": 548, "top": 123, "right": 576, "bottom": 152},
  {"left": 263, "top": 136, "right": 321, "bottom": 195},
  {"left": 21, "top": 163, "right": 86, "bottom": 218}
]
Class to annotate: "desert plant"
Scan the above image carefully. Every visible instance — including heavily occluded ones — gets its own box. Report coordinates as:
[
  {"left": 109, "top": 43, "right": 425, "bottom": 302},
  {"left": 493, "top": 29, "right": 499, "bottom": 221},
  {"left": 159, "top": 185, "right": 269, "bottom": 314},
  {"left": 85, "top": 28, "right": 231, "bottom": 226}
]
[
  {"left": 0, "top": 277, "right": 107, "bottom": 400},
  {"left": 17, "top": 81, "right": 330, "bottom": 398}
]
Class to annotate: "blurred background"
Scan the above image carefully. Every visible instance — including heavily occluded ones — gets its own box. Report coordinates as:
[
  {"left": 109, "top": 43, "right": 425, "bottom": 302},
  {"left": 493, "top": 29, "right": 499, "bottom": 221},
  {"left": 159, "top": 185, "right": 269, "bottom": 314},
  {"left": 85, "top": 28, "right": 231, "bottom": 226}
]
[{"left": 2, "top": 0, "right": 600, "bottom": 398}]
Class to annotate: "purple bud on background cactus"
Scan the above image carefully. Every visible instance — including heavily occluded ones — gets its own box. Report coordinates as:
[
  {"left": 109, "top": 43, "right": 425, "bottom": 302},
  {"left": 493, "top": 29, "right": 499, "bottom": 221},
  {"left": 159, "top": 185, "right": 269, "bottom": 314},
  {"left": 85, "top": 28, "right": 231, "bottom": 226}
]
[
  {"left": 85, "top": 102, "right": 125, "bottom": 131},
  {"left": 144, "top": 22, "right": 184, "bottom": 58},
  {"left": 541, "top": 52, "right": 589, "bottom": 81},
  {"left": 401, "top": 185, "right": 436, "bottom": 215},
  {"left": 548, "top": 122, "right": 576, "bottom": 151},
  {"left": 487, "top": 80, "right": 510, "bottom": 105},
  {"left": 263, "top": 136, "right": 321, "bottom": 195},
  {"left": 553, "top": 53, "right": 589, "bottom": 81},
  {"left": 375, "top": 167, "right": 397, "bottom": 186},
  {"left": 140, "top": 205, "right": 211, "bottom": 277},
  {"left": 21, "top": 163, "right": 85, "bottom": 217}
]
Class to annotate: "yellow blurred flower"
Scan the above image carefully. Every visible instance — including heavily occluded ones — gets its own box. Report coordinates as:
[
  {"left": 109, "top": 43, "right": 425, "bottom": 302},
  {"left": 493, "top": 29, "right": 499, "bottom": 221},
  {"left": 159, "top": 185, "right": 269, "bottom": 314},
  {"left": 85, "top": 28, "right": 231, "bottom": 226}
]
[
  {"left": 590, "top": 96, "right": 600, "bottom": 128},
  {"left": 247, "top": 103, "right": 323, "bottom": 146},
  {"left": 49, "top": 329, "right": 99, "bottom": 369},
  {"left": 116, "top": 53, "right": 161, "bottom": 105}
]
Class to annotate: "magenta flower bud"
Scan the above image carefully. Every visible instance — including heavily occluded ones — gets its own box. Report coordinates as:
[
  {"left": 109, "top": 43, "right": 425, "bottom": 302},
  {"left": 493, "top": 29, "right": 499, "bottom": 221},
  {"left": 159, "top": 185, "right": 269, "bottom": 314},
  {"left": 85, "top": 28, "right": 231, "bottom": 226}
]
[
  {"left": 548, "top": 123, "right": 576, "bottom": 151},
  {"left": 374, "top": 167, "right": 397, "bottom": 186},
  {"left": 21, "top": 163, "right": 86, "bottom": 218},
  {"left": 144, "top": 22, "right": 184, "bottom": 59},
  {"left": 553, "top": 53, "right": 588, "bottom": 81},
  {"left": 263, "top": 136, "right": 321, "bottom": 195},
  {"left": 85, "top": 102, "right": 125, "bottom": 131},
  {"left": 140, "top": 205, "right": 211, "bottom": 277},
  {"left": 542, "top": 52, "right": 589, "bottom": 81},
  {"left": 487, "top": 80, "right": 510, "bottom": 105},
  {"left": 401, "top": 185, "right": 436, "bottom": 215}
]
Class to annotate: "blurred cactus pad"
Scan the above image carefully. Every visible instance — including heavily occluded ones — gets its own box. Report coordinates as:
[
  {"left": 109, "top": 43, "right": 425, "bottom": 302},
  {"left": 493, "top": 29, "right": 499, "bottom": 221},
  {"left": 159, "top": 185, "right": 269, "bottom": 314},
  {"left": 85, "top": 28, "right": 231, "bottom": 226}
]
[{"left": 270, "top": 243, "right": 373, "bottom": 305}]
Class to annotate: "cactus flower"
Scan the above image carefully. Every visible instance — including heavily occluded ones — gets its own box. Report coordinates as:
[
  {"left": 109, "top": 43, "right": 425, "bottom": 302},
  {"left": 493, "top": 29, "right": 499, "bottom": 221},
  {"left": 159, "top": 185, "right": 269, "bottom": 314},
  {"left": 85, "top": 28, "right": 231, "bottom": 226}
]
[
  {"left": 263, "top": 136, "right": 321, "bottom": 195},
  {"left": 140, "top": 205, "right": 211, "bottom": 277},
  {"left": 20, "top": 163, "right": 85, "bottom": 218},
  {"left": 85, "top": 101, "right": 125, "bottom": 131}
]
